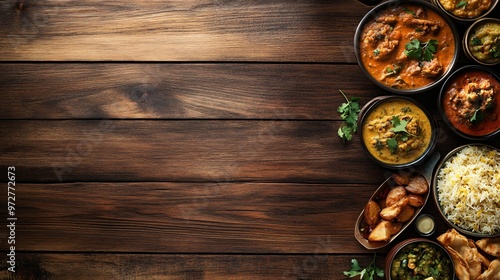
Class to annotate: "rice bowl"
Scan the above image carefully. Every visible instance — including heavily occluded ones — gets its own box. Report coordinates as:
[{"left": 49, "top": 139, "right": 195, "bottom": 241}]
[{"left": 433, "top": 144, "right": 500, "bottom": 237}]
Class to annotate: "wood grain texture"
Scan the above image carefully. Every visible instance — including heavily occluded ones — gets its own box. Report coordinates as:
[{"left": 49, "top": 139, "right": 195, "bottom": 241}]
[
  {"left": 0, "top": 120, "right": 479, "bottom": 183},
  {"left": 0, "top": 253, "right": 385, "bottom": 280},
  {"left": 0, "top": 182, "right": 447, "bottom": 254},
  {"left": 0, "top": 0, "right": 370, "bottom": 62},
  {"left": 0, "top": 63, "right": 390, "bottom": 120}
]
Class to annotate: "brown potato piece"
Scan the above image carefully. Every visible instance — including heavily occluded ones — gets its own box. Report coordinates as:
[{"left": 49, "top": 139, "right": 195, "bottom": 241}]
[
  {"left": 476, "top": 237, "right": 500, "bottom": 258},
  {"left": 392, "top": 173, "right": 410, "bottom": 185},
  {"left": 396, "top": 205, "right": 415, "bottom": 222},
  {"left": 368, "top": 220, "right": 393, "bottom": 242},
  {"left": 405, "top": 174, "right": 428, "bottom": 195},
  {"left": 363, "top": 200, "right": 381, "bottom": 226},
  {"left": 386, "top": 186, "right": 407, "bottom": 207},
  {"left": 380, "top": 196, "right": 409, "bottom": 220},
  {"left": 388, "top": 221, "right": 402, "bottom": 235},
  {"left": 407, "top": 194, "right": 425, "bottom": 207}
]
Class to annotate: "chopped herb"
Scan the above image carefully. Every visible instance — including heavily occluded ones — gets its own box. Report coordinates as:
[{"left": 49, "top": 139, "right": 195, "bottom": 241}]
[
  {"left": 387, "top": 138, "right": 398, "bottom": 154},
  {"left": 401, "top": 107, "right": 412, "bottom": 113},
  {"left": 471, "top": 37, "right": 482, "bottom": 46},
  {"left": 343, "top": 254, "right": 384, "bottom": 280},
  {"left": 385, "top": 63, "right": 403, "bottom": 76},
  {"left": 391, "top": 116, "right": 418, "bottom": 137},
  {"left": 456, "top": 1, "right": 468, "bottom": 8},
  {"left": 373, "top": 49, "right": 380, "bottom": 57},
  {"left": 337, "top": 90, "right": 361, "bottom": 142},
  {"left": 374, "top": 138, "right": 384, "bottom": 150},
  {"left": 403, "top": 7, "right": 416, "bottom": 16},
  {"left": 404, "top": 39, "right": 438, "bottom": 62},
  {"left": 470, "top": 109, "right": 484, "bottom": 123}
]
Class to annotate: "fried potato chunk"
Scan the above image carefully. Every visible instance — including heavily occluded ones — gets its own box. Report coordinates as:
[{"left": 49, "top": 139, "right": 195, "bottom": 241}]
[
  {"left": 386, "top": 186, "right": 406, "bottom": 207},
  {"left": 477, "top": 237, "right": 500, "bottom": 258},
  {"left": 368, "top": 220, "right": 393, "bottom": 242},
  {"left": 405, "top": 174, "right": 428, "bottom": 194},
  {"left": 396, "top": 205, "right": 415, "bottom": 223},
  {"left": 380, "top": 196, "right": 409, "bottom": 220},
  {"left": 364, "top": 200, "right": 381, "bottom": 226},
  {"left": 407, "top": 194, "right": 425, "bottom": 207}
]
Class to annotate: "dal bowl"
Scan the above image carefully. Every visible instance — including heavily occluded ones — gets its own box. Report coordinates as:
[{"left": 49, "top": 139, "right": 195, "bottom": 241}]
[
  {"left": 433, "top": 144, "right": 500, "bottom": 238},
  {"left": 354, "top": 0, "right": 459, "bottom": 94},
  {"left": 431, "top": 0, "right": 498, "bottom": 22},
  {"left": 463, "top": 17, "right": 500, "bottom": 66},
  {"left": 359, "top": 96, "right": 437, "bottom": 169}
]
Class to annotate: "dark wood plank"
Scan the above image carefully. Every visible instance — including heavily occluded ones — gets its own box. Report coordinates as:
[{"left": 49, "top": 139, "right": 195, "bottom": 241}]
[
  {"left": 0, "top": 0, "right": 370, "bottom": 62},
  {"left": 1, "top": 120, "right": 482, "bottom": 183},
  {"left": 0, "top": 253, "right": 385, "bottom": 279},
  {"left": 0, "top": 182, "right": 415, "bottom": 254},
  {"left": 0, "top": 64, "right": 387, "bottom": 120}
]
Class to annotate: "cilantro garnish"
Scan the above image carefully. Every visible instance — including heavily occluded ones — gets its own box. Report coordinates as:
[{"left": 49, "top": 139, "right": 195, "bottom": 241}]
[
  {"left": 373, "top": 49, "right": 380, "bottom": 57},
  {"left": 471, "top": 37, "right": 482, "bottom": 46},
  {"left": 456, "top": 1, "right": 468, "bottom": 8},
  {"left": 343, "top": 254, "right": 384, "bottom": 280},
  {"left": 337, "top": 90, "right": 361, "bottom": 142},
  {"left": 404, "top": 39, "right": 438, "bottom": 62},
  {"left": 470, "top": 109, "right": 484, "bottom": 123},
  {"left": 387, "top": 138, "right": 399, "bottom": 154}
]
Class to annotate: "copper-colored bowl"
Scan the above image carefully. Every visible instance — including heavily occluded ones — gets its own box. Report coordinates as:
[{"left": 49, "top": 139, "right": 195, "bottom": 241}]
[{"left": 354, "top": 153, "right": 440, "bottom": 250}]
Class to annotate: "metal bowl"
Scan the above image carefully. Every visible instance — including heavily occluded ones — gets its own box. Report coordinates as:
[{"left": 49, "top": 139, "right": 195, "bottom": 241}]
[
  {"left": 358, "top": 96, "right": 437, "bottom": 169},
  {"left": 463, "top": 18, "right": 500, "bottom": 66},
  {"left": 432, "top": 144, "right": 500, "bottom": 238},
  {"left": 438, "top": 65, "right": 500, "bottom": 140},
  {"left": 385, "top": 238, "right": 456, "bottom": 280},
  {"left": 354, "top": 0, "right": 460, "bottom": 94}
]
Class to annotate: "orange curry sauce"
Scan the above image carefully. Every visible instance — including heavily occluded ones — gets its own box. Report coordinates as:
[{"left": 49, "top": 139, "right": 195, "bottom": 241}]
[
  {"left": 360, "top": 4, "right": 455, "bottom": 90},
  {"left": 442, "top": 70, "right": 500, "bottom": 137}
]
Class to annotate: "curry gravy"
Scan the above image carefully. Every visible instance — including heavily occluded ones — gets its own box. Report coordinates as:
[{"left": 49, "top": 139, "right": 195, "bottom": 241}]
[
  {"left": 362, "top": 99, "right": 433, "bottom": 165},
  {"left": 360, "top": 4, "right": 455, "bottom": 90}
]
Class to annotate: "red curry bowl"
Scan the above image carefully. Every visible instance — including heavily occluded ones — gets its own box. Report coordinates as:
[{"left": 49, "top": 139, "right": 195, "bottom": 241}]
[{"left": 438, "top": 65, "right": 500, "bottom": 140}]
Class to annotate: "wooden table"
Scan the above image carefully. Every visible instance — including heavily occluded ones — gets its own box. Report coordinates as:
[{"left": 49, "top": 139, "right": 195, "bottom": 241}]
[{"left": 0, "top": 0, "right": 499, "bottom": 278}]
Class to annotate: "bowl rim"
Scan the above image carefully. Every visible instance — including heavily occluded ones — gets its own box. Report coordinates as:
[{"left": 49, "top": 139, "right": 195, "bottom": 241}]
[
  {"left": 432, "top": 143, "right": 500, "bottom": 238},
  {"left": 438, "top": 64, "right": 500, "bottom": 140},
  {"left": 431, "top": 0, "right": 499, "bottom": 22},
  {"left": 463, "top": 17, "right": 500, "bottom": 66},
  {"left": 385, "top": 238, "right": 456, "bottom": 280},
  {"left": 353, "top": 0, "right": 460, "bottom": 94},
  {"left": 358, "top": 95, "right": 438, "bottom": 169}
]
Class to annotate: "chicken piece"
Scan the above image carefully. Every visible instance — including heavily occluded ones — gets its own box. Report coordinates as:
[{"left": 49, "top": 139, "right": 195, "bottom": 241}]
[
  {"left": 364, "top": 200, "right": 381, "bottom": 226},
  {"left": 380, "top": 196, "right": 409, "bottom": 220},
  {"left": 477, "top": 259, "right": 500, "bottom": 280},
  {"left": 401, "top": 13, "right": 442, "bottom": 34},
  {"left": 386, "top": 186, "right": 407, "bottom": 207},
  {"left": 477, "top": 237, "right": 500, "bottom": 258},
  {"left": 405, "top": 174, "right": 428, "bottom": 195},
  {"left": 368, "top": 220, "right": 393, "bottom": 242},
  {"left": 421, "top": 58, "right": 443, "bottom": 78}
]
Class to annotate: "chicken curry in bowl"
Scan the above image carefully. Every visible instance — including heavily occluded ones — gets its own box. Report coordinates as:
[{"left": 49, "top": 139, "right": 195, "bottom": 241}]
[{"left": 355, "top": 1, "right": 458, "bottom": 93}]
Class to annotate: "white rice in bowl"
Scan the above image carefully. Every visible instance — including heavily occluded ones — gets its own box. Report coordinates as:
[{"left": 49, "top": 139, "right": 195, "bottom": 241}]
[{"left": 436, "top": 145, "right": 500, "bottom": 235}]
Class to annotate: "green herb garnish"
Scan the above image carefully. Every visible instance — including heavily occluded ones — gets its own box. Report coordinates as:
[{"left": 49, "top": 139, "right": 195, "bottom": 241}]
[
  {"left": 387, "top": 138, "right": 399, "bottom": 154},
  {"left": 343, "top": 254, "right": 384, "bottom": 280},
  {"left": 456, "top": 1, "right": 468, "bottom": 8},
  {"left": 391, "top": 116, "right": 417, "bottom": 137},
  {"left": 404, "top": 39, "right": 438, "bottom": 62},
  {"left": 373, "top": 49, "right": 380, "bottom": 57},
  {"left": 471, "top": 37, "right": 482, "bottom": 46},
  {"left": 470, "top": 109, "right": 484, "bottom": 123},
  {"left": 337, "top": 90, "right": 361, "bottom": 142}
]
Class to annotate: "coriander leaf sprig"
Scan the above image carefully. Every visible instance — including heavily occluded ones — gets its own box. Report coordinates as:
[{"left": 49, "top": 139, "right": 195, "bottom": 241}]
[
  {"left": 337, "top": 90, "right": 361, "bottom": 142},
  {"left": 343, "top": 253, "right": 384, "bottom": 280},
  {"left": 404, "top": 39, "right": 438, "bottom": 62}
]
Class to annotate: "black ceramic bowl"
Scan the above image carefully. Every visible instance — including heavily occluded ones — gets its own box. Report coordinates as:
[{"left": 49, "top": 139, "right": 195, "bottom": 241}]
[
  {"left": 438, "top": 65, "right": 500, "bottom": 140},
  {"left": 432, "top": 144, "right": 500, "bottom": 238},
  {"left": 463, "top": 18, "right": 500, "bottom": 66},
  {"left": 358, "top": 96, "right": 437, "bottom": 169},
  {"left": 354, "top": 0, "right": 460, "bottom": 94},
  {"left": 385, "top": 238, "right": 456, "bottom": 280}
]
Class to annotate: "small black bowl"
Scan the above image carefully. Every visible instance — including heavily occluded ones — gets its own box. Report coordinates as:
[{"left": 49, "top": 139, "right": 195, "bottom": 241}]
[
  {"left": 438, "top": 65, "right": 500, "bottom": 140},
  {"left": 359, "top": 96, "right": 437, "bottom": 169}
]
